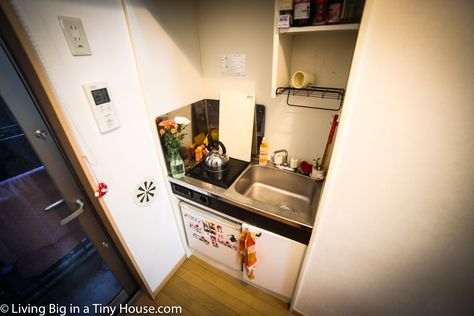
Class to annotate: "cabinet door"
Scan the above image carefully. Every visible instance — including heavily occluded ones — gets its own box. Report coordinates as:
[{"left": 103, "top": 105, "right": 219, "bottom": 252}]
[
  {"left": 242, "top": 223, "right": 307, "bottom": 299},
  {"left": 181, "top": 202, "right": 241, "bottom": 270}
]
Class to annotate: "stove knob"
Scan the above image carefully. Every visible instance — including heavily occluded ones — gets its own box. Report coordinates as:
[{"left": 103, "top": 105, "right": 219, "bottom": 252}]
[{"left": 199, "top": 195, "right": 208, "bottom": 205}]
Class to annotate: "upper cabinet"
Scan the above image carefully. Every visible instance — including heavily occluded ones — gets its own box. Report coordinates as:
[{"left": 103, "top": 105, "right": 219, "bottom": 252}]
[{"left": 271, "top": 0, "right": 363, "bottom": 111}]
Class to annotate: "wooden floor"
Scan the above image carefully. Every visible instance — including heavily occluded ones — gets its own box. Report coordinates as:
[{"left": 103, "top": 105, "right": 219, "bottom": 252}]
[{"left": 131, "top": 256, "right": 295, "bottom": 316}]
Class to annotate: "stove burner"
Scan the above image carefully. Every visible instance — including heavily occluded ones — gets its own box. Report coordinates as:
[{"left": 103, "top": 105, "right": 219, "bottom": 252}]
[{"left": 187, "top": 158, "right": 249, "bottom": 188}]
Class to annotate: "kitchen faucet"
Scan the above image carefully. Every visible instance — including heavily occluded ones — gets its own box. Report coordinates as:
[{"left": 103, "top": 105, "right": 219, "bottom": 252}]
[
  {"left": 271, "top": 149, "right": 288, "bottom": 165},
  {"left": 270, "top": 149, "right": 295, "bottom": 171}
]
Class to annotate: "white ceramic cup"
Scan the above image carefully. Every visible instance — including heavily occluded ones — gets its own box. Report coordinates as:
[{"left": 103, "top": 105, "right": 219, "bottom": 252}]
[
  {"left": 290, "top": 157, "right": 299, "bottom": 169},
  {"left": 291, "top": 71, "right": 316, "bottom": 89}
]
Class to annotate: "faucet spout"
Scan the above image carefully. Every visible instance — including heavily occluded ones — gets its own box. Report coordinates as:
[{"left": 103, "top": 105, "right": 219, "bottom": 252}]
[{"left": 271, "top": 149, "right": 288, "bottom": 165}]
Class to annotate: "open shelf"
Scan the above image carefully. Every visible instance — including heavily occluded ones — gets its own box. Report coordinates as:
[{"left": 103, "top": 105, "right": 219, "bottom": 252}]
[
  {"left": 276, "top": 86, "right": 344, "bottom": 111},
  {"left": 279, "top": 23, "right": 359, "bottom": 35}
]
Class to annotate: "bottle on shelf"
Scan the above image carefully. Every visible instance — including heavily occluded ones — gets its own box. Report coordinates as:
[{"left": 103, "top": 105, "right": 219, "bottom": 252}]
[
  {"left": 293, "top": 0, "right": 311, "bottom": 27},
  {"left": 311, "top": 0, "right": 328, "bottom": 25},
  {"left": 341, "top": 0, "right": 365, "bottom": 24},
  {"left": 259, "top": 137, "right": 269, "bottom": 166},
  {"left": 327, "top": 0, "right": 343, "bottom": 24}
]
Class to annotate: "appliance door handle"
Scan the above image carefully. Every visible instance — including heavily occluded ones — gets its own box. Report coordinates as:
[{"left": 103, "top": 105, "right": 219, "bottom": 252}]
[
  {"left": 44, "top": 199, "right": 65, "bottom": 212},
  {"left": 60, "top": 199, "right": 84, "bottom": 226}
]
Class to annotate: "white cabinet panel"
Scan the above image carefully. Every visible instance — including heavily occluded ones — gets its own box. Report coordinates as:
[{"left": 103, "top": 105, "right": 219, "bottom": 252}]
[
  {"left": 181, "top": 202, "right": 241, "bottom": 270},
  {"left": 242, "top": 223, "right": 307, "bottom": 299}
]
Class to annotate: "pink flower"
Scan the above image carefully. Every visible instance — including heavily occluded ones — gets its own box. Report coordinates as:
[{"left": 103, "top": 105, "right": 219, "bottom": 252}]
[
  {"left": 171, "top": 128, "right": 177, "bottom": 134},
  {"left": 159, "top": 129, "right": 165, "bottom": 136},
  {"left": 158, "top": 119, "right": 176, "bottom": 128}
]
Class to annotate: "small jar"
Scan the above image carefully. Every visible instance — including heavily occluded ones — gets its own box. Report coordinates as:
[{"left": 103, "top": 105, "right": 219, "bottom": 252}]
[{"left": 293, "top": 0, "right": 311, "bottom": 27}]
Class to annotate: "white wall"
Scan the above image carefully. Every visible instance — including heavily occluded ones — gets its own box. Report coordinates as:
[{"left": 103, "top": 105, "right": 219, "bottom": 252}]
[
  {"left": 124, "top": 0, "right": 204, "bottom": 117},
  {"left": 11, "top": 0, "right": 185, "bottom": 291},
  {"left": 198, "top": 0, "right": 354, "bottom": 162},
  {"left": 123, "top": 0, "right": 204, "bottom": 260},
  {"left": 293, "top": 0, "right": 474, "bottom": 315}
]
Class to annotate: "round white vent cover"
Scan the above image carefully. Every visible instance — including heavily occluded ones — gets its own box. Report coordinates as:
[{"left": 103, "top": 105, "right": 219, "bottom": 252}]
[{"left": 134, "top": 178, "right": 157, "bottom": 207}]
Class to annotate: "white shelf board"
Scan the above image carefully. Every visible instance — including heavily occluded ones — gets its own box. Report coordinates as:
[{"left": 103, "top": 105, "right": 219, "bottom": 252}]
[{"left": 279, "top": 23, "right": 359, "bottom": 34}]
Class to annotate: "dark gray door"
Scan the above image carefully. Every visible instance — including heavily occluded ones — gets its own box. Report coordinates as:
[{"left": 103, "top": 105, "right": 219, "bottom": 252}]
[{"left": 0, "top": 40, "right": 137, "bottom": 313}]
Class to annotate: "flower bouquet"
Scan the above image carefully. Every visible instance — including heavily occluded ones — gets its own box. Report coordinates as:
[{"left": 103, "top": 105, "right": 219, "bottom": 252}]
[{"left": 158, "top": 116, "right": 190, "bottom": 178}]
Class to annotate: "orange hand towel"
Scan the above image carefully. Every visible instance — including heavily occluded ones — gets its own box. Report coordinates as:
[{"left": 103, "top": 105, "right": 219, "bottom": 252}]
[{"left": 239, "top": 228, "right": 257, "bottom": 279}]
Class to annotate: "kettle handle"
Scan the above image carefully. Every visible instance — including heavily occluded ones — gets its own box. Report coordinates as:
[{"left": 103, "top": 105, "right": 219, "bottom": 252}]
[
  {"left": 216, "top": 140, "right": 227, "bottom": 155},
  {"left": 207, "top": 132, "right": 214, "bottom": 152},
  {"left": 208, "top": 140, "right": 226, "bottom": 155}
]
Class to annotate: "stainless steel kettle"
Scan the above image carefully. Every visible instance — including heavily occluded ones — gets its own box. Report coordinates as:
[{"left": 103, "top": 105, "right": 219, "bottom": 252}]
[{"left": 204, "top": 140, "right": 229, "bottom": 172}]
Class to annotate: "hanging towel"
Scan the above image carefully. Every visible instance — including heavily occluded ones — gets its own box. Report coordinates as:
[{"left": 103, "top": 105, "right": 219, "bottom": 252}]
[{"left": 239, "top": 228, "right": 257, "bottom": 279}]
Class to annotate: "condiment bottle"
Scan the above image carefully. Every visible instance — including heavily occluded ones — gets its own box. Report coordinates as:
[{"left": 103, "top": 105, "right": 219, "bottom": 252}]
[{"left": 259, "top": 137, "right": 269, "bottom": 166}]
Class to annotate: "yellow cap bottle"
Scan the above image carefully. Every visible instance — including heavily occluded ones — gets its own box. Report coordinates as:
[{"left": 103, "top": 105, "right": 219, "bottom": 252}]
[{"left": 259, "top": 137, "right": 268, "bottom": 166}]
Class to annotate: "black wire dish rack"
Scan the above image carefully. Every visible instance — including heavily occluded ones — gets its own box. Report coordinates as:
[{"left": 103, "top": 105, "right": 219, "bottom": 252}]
[{"left": 276, "top": 86, "right": 345, "bottom": 111}]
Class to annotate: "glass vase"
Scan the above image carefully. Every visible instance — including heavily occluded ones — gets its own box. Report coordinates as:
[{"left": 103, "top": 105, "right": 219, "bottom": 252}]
[{"left": 168, "top": 146, "right": 185, "bottom": 179}]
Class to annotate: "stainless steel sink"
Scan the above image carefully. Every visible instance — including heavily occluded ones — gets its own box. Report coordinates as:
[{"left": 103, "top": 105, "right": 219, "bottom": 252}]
[{"left": 232, "top": 165, "right": 321, "bottom": 227}]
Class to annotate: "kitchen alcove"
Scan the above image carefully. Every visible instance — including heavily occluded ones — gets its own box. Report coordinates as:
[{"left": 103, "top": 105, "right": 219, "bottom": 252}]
[{"left": 271, "top": 2, "right": 360, "bottom": 111}]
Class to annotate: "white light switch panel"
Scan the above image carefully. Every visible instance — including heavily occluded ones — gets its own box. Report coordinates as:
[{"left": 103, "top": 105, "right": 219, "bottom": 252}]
[{"left": 58, "top": 16, "right": 91, "bottom": 56}]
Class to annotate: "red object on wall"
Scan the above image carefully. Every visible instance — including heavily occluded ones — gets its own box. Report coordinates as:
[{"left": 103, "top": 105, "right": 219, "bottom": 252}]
[{"left": 94, "top": 182, "right": 108, "bottom": 198}]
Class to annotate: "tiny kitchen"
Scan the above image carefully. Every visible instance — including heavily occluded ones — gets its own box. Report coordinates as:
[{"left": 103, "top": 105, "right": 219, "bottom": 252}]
[{"left": 1, "top": 0, "right": 472, "bottom": 315}]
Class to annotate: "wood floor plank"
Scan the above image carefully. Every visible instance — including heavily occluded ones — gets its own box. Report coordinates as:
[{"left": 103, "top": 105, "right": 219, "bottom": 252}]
[
  {"left": 177, "top": 266, "right": 251, "bottom": 315},
  {"left": 188, "top": 256, "right": 291, "bottom": 313},
  {"left": 251, "top": 298, "right": 293, "bottom": 316},
  {"left": 155, "top": 292, "right": 193, "bottom": 316},
  {"left": 246, "top": 308, "right": 268, "bottom": 316},
  {"left": 188, "top": 301, "right": 216, "bottom": 316},
  {"left": 181, "top": 259, "right": 220, "bottom": 283},
  {"left": 128, "top": 292, "right": 192, "bottom": 316},
  {"left": 252, "top": 287, "right": 290, "bottom": 310},
  {"left": 214, "top": 277, "right": 256, "bottom": 305},
  {"left": 189, "top": 256, "right": 252, "bottom": 289},
  {"left": 163, "top": 273, "right": 239, "bottom": 316},
  {"left": 132, "top": 256, "right": 296, "bottom": 316},
  {"left": 185, "top": 258, "right": 257, "bottom": 306}
]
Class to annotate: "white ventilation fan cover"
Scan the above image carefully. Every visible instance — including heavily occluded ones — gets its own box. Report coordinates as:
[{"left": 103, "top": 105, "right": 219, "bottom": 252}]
[{"left": 134, "top": 178, "right": 157, "bottom": 207}]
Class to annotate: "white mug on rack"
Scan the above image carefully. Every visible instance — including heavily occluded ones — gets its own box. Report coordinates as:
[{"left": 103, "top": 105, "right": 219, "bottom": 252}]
[{"left": 291, "top": 71, "right": 316, "bottom": 89}]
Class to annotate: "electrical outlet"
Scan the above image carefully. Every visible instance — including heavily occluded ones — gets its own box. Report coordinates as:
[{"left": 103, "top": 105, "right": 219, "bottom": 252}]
[{"left": 58, "top": 16, "right": 91, "bottom": 56}]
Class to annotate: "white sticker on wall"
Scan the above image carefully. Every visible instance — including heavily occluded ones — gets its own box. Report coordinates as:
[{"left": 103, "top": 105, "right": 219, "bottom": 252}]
[{"left": 220, "top": 54, "right": 246, "bottom": 76}]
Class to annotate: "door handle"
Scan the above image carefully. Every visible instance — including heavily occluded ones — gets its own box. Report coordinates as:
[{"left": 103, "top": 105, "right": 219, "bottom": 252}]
[
  {"left": 35, "top": 129, "right": 48, "bottom": 140},
  {"left": 60, "top": 199, "right": 84, "bottom": 226},
  {"left": 44, "top": 199, "right": 65, "bottom": 212}
]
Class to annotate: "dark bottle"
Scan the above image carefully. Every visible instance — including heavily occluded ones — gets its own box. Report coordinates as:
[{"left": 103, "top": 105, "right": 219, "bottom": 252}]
[
  {"left": 312, "top": 0, "right": 328, "bottom": 25},
  {"left": 327, "top": 0, "right": 343, "bottom": 24},
  {"left": 293, "top": 0, "right": 311, "bottom": 27}
]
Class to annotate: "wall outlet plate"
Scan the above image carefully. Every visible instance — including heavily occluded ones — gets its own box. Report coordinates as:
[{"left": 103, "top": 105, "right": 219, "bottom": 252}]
[{"left": 58, "top": 16, "right": 91, "bottom": 56}]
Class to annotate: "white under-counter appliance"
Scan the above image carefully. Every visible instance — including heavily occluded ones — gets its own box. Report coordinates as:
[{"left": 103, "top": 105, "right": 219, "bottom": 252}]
[
  {"left": 180, "top": 201, "right": 241, "bottom": 270},
  {"left": 172, "top": 182, "right": 310, "bottom": 299}
]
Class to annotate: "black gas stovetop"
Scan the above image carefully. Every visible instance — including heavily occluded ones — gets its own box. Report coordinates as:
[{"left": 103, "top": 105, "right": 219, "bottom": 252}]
[{"left": 186, "top": 157, "right": 249, "bottom": 189}]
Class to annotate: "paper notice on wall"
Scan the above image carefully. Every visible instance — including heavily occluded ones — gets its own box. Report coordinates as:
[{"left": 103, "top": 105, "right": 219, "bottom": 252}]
[{"left": 221, "top": 54, "right": 246, "bottom": 76}]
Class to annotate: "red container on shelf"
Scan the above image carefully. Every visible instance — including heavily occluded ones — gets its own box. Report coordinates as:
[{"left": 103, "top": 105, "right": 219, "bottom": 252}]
[{"left": 312, "top": 0, "right": 328, "bottom": 25}]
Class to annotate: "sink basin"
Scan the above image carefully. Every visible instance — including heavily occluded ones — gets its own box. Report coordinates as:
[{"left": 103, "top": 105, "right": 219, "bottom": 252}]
[{"left": 233, "top": 165, "right": 320, "bottom": 226}]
